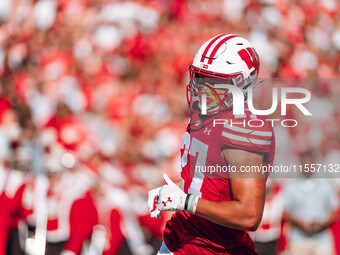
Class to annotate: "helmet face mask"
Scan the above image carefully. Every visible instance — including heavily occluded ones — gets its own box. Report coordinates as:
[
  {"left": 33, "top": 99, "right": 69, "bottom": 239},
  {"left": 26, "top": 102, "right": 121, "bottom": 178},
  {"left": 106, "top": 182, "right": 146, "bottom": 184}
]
[
  {"left": 187, "top": 82, "right": 224, "bottom": 114},
  {"left": 187, "top": 65, "right": 246, "bottom": 114},
  {"left": 187, "top": 34, "right": 260, "bottom": 115}
]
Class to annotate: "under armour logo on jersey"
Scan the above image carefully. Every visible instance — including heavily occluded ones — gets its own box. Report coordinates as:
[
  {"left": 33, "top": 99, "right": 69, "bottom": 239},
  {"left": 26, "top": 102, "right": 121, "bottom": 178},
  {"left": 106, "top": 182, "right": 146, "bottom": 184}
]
[
  {"left": 162, "top": 197, "right": 172, "bottom": 207},
  {"left": 204, "top": 128, "right": 211, "bottom": 135}
]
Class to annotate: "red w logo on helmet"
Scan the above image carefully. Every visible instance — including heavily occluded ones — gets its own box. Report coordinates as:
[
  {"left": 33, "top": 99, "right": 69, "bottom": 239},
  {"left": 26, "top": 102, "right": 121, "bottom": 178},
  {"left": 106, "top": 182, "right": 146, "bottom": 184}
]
[{"left": 238, "top": 47, "right": 259, "bottom": 73}]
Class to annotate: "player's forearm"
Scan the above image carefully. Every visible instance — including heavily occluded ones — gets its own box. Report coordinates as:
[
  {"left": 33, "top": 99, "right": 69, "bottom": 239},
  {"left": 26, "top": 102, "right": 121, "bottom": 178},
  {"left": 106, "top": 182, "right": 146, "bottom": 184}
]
[{"left": 195, "top": 198, "right": 263, "bottom": 231}]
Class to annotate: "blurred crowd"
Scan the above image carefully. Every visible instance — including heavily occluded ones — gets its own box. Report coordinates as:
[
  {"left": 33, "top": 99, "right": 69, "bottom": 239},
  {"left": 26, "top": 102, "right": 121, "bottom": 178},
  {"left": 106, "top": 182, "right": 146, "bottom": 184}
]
[{"left": 0, "top": 0, "right": 340, "bottom": 254}]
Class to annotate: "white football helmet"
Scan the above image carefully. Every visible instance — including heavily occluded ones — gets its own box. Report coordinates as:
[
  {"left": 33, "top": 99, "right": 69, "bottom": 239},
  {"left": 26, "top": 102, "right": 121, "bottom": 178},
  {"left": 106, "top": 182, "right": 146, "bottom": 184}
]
[{"left": 187, "top": 34, "right": 260, "bottom": 114}]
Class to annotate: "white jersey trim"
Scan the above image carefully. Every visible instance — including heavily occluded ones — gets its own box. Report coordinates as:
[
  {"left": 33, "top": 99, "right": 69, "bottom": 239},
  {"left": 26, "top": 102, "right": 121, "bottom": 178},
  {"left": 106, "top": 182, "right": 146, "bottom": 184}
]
[
  {"left": 222, "top": 131, "right": 272, "bottom": 145},
  {"left": 222, "top": 131, "right": 249, "bottom": 142},
  {"left": 224, "top": 123, "right": 272, "bottom": 137}
]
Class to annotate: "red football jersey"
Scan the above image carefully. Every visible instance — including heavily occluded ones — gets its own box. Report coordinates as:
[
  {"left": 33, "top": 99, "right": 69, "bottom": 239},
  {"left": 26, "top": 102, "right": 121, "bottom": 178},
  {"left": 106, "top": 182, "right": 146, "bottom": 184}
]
[{"left": 164, "top": 107, "right": 275, "bottom": 255}]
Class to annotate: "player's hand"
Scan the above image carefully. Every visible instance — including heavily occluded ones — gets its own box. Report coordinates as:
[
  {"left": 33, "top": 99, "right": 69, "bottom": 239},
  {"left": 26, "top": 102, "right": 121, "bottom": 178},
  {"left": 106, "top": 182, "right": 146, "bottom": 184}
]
[
  {"left": 157, "top": 174, "right": 187, "bottom": 211},
  {"left": 148, "top": 187, "right": 161, "bottom": 219}
]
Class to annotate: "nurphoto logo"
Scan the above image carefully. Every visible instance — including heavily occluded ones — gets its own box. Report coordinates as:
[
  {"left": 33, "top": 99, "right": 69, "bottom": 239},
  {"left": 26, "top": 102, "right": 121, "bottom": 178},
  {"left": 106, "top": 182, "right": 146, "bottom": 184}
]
[{"left": 201, "top": 86, "right": 311, "bottom": 116}]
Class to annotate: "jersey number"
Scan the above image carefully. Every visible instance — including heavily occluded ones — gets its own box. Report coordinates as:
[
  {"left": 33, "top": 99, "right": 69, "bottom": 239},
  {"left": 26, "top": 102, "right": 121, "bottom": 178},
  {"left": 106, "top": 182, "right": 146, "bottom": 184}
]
[{"left": 181, "top": 132, "right": 208, "bottom": 197}]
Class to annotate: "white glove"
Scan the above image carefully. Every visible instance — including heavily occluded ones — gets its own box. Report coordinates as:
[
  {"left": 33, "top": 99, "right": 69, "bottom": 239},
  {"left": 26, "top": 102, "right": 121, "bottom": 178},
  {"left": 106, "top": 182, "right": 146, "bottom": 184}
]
[
  {"left": 157, "top": 174, "right": 187, "bottom": 212},
  {"left": 148, "top": 187, "right": 161, "bottom": 219}
]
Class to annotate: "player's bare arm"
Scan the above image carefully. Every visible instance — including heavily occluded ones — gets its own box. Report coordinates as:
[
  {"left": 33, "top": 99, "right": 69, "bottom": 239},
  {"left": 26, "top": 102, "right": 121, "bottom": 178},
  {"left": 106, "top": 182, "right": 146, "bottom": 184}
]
[
  {"left": 195, "top": 149, "right": 266, "bottom": 231},
  {"left": 149, "top": 149, "right": 266, "bottom": 231}
]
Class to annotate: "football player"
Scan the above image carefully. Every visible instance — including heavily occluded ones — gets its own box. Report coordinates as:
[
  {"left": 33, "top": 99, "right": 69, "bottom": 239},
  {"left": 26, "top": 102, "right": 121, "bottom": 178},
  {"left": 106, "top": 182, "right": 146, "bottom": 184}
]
[{"left": 148, "top": 34, "right": 275, "bottom": 255}]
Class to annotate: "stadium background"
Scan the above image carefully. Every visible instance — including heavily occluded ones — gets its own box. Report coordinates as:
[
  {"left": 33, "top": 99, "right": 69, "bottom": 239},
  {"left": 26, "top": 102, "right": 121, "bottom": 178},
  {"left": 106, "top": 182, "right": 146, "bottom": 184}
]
[{"left": 0, "top": 0, "right": 340, "bottom": 254}]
